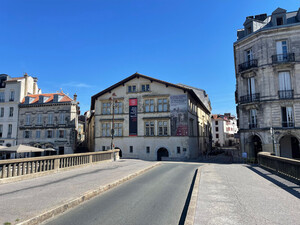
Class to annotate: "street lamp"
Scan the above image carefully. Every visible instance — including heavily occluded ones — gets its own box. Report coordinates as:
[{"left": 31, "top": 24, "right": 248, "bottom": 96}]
[
  {"left": 109, "top": 93, "right": 118, "bottom": 159},
  {"left": 270, "top": 127, "right": 276, "bottom": 155}
]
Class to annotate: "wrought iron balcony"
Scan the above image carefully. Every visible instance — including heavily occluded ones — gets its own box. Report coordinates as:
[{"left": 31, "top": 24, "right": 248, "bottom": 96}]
[
  {"left": 240, "top": 93, "right": 260, "bottom": 104},
  {"left": 249, "top": 123, "right": 257, "bottom": 129},
  {"left": 282, "top": 121, "right": 294, "bottom": 128},
  {"left": 238, "top": 59, "right": 258, "bottom": 73},
  {"left": 278, "top": 90, "right": 294, "bottom": 99},
  {"left": 272, "top": 53, "right": 295, "bottom": 63}
]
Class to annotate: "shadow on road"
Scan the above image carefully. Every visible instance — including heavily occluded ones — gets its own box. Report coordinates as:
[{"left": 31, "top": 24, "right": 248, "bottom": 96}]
[{"left": 246, "top": 166, "right": 300, "bottom": 199}]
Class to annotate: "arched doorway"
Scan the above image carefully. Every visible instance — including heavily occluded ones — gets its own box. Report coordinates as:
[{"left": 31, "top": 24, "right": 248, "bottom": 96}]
[
  {"left": 252, "top": 135, "right": 262, "bottom": 159},
  {"left": 279, "top": 135, "right": 300, "bottom": 159},
  {"left": 115, "top": 147, "right": 122, "bottom": 158},
  {"left": 157, "top": 148, "right": 169, "bottom": 161}
]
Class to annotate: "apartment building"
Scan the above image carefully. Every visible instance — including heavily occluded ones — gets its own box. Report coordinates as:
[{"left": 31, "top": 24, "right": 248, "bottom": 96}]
[
  {"left": 0, "top": 73, "right": 40, "bottom": 147},
  {"left": 89, "top": 73, "right": 212, "bottom": 160},
  {"left": 234, "top": 8, "right": 300, "bottom": 159}
]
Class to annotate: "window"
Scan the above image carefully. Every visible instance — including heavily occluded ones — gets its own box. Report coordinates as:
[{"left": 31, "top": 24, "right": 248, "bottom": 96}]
[
  {"left": 0, "top": 92, "right": 4, "bottom": 102},
  {"left": 247, "top": 26, "right": 252, "bottom": 34},
  {"left": 247, "top": 77, "right": 256, "bottom": 96},
  {"left": 102, "top": 102, "right": 111, "bottom": 115},
  {"left": 24, "top": 131, "right": 30, "bottom": 139},
  {"left": 183, "top": 148, "right": 187, "bottom": 152},
  {"left": 177, "top": 147, "right": 181, "bottom": 154},
  {"left": 47, "top": 130, "right": 53, "bottom": 138},
  {"left": 59, "top": 130, "right": 64, "bottom": 138},
  {"left": 0, "top": 107, "right": 4, "bottom": 117},
  {"left": 37, "top": 114, "right": 42, "bottom": 125},
  {"left": 141, "top": 84, "right": 150, "bottom": 92},
  {"left": 102, "top": 146, "right": 106, "bottom": 151},
  {"left": 102, "top": 123, "right": 111, "bottom": 137},
  {"left": 158, "top": 121, "right": 168, "bottom": 136},
  {"left": 130, "top": 146, "right": 133, "bottom": 153},
  {"left": 114, "top": 123, "right": 123, "bottom": 136},
  {"left": 145, "top": 121, "right": 155, "bottom": 136},
  {"left": 158, "top": 99, "right": 168, "bottom": 112},
  {"left": 128, "top": 85, "right": 137, "bottom": 93},
  {"left": 59, "top": 113, "right": 65, "bottom": 124},
  {"left": 282, "top": 107, "right": 294, "bottom": 127},
  {"left": 216, "top": 134, "right": 219, "bottom": 138},
  {"left": 48, "top": 113, "right": 53, "bottom": 125},
  {"left": 215, "top": 121, "right": 218, "bottom": 125},
  {"left": 0, "top": 125, "right": 2, "bottom": 138},
  {"left": 245, "top": 49, "right": 253, "bottom": 62},
  {"left": 276, "top": 40, "right": 288, "bottom": 61},
  {"left": 114, "top": 102, "right": 123, "bottom": 114},
  {"left": 9, "top": 91, "right": 14, "bottom": 101},
  {"left": 9, "top": 107, "right": 13, "bottom": 117},
  {"left": 36, "top": 130, "right": 41, "bottom": 138},
  {"left": 276, "top": 17, "right": 283, "bottom": 26},
  {"left": 145, "top": 99, "right": 154, "bottom": 112},
  {"left": 278, "top": 71, "right": 292, "bottom": 99},
  {"left": 26, "top": 114, "right": 31, "bottom": 125},
  {"left": 249, "top": 109, "right": 257, "bottom": 128},
  {"left": 215, "top": 127, "right": 219, "bottom": 132},
  {"left": 146, "top": 146, "right": 150, "bottom": 153}
]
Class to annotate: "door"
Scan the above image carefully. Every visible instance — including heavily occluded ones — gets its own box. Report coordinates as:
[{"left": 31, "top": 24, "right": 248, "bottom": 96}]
[
  {"left": 247, "top": 77, "right": 255, "bottom": 101},
  {"left": 276, "top": 40, "right": 288, "bottom": 61}
]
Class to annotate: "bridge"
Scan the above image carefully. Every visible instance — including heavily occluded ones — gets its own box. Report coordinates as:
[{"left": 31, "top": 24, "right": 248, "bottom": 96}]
[{"left": 0, "top": 151, "right": 299, "bottom": 225}]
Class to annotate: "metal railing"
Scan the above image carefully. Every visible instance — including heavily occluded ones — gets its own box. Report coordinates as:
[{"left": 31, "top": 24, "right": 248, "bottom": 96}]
[
  {"left": 238, "top": 59, "right": 258, "bottom": 72},
  {"left": 0, "top": 150, "right": 119, "bottom": 180},
  {"left": 282, "top": 121, "right": 294, "bottom": 128},
  {"left": 240, "top": 93, "right": 260, "bottom": 104},
  {"left": 278, "top": 90, "right": 294, "bottom": 99},
  {"left": 272, "top": 53, "right": 295, "bottom": 63},
  {"left": 258, "top": 152, "right": 300, "bottom": 182}
]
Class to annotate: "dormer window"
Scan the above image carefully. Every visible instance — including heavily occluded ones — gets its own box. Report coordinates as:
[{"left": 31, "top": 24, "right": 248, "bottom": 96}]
[
  {"left": 276, "top": 17, "right": 283, "bottom": 26},
  {"left": 247, "top": 26, "right": 252, "bottom": 35}
]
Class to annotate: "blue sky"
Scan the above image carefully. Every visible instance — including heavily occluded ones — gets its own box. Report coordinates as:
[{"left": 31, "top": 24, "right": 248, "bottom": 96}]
[{"left": 0, "top": 0, "right": 299, "bottom": 114}]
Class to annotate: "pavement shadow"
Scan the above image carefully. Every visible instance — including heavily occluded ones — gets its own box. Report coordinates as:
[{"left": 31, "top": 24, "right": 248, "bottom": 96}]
[{"left": 246, "top": 166, "right": 300, "bottom": 199}]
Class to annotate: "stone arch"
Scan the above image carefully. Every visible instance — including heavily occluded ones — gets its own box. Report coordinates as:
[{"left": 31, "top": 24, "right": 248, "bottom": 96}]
[
  {"left": 279, "top": 134, "right": 300, "bottom": 159},
  {"left": 115, "top": 147, "right": 122, "bottom": 158},
  {"left": 157, "top": 147, "right": 169, "bottom": 161}
]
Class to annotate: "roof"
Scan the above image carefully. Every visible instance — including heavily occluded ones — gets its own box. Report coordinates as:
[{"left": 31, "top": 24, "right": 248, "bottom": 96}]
[
  {"left": 5, "top": 77, "right": 24, "bottom": 82},
  {"left": 21, "top": 93, "right": 73, "bottom": 105},
  {"left": 91, "top": 73, "right": 211, "bottom": 114}
]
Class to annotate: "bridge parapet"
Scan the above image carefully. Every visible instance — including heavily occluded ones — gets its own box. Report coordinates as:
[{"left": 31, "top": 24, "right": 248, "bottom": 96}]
[
  {"left": 0, "top": 149, "right": 120, "bottom": 183},
  {"left": 258, "top": 152, "right": 300, "bottom": 183}
]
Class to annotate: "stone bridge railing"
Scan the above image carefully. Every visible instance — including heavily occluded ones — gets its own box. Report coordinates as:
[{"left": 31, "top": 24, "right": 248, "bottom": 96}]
[
  {"left": 0, "top": 149, "right": 119, "bottom": 183},
  {"left": 258, "top": 152, "right": 300, "bottom": 183}
]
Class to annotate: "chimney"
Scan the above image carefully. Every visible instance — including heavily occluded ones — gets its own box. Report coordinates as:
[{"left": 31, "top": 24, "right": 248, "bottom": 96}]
[
  {"left": 74, "top": 93, "right": 77, "bottom": 102},
  {"left": 24, "top": 73, "right": 28, "bottom": 96}
]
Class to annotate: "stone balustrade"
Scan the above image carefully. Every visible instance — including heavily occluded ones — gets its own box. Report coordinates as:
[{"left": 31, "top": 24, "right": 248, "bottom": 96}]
[
  {"left": 0, "top": 150, "right": 119, "bottom": 181},
  {"left": 258, "top": 152, "right": 300, "bottom": 182}
]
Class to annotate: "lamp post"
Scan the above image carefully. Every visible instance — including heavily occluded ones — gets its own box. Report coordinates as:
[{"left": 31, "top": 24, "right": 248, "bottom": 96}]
[
  {"left": 270, "top": 127, "right": 276, "bottom": 155},
  {"left": 109, "top": 93, "right": 118, "bottom": 161}
]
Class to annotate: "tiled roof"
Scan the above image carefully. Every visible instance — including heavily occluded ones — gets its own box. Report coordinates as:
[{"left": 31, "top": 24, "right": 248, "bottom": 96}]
[
  {"left": 21, "top": 93, "right": 73, "bottom": 104},
  {"left": 5, "top": 77, "right": 24, "bottom": 82}
]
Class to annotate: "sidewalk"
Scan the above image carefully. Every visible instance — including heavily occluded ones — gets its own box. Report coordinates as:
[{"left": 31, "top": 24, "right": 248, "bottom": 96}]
[
  {"left": 194, "top": 160, "right": 300, "bottom": 225},
  {"left": 0, "top": 159, "right": 158, "bottom": 225}
]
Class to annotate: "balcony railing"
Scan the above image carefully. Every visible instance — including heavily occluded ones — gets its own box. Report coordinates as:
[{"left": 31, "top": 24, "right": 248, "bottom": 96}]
[
  {"left": 249, "top": 123, "right": 257, "bottom": 129},
  {"left": 272, "top": 53, "right": 295, "bottom": 63},
  {"left": 238, "top": 59, "right": 258, "bottom": 72},
  {"left": 278, "top": 90, "right": 294, "bottom": 99},
  {"left": 282, "top": 121, "right": 294, "bottom": 128},
  {"left": 240, "top": 93, "right": 260, "bottom": 104}
]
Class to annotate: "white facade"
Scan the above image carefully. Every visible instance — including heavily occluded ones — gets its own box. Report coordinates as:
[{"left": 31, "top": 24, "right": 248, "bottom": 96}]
[
  {"left": 0, "top": 73, "right": 39, "bottom": 147},
  {"left": 90, "top": 73, "right": 212, "bottom": 160}
]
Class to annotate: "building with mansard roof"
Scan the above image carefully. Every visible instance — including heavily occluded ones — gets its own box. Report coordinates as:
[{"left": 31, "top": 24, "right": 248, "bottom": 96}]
[
  {"left": 17, "top": 92, "right": 79, "bottom": 155},
  {"left": 234, "top": 7, "right": 300, "bottom": 160},
  {"left": 88, "top": 73, "right": 212, "bottom": 161}
]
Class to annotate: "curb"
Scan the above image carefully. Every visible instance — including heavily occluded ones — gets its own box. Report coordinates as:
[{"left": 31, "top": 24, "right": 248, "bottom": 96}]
[
  {"left": 184, "top": 166, "right": 202, "bottom": 225},
  {"left": 18, "top": 162, "right": 161, "bottom": 225}
]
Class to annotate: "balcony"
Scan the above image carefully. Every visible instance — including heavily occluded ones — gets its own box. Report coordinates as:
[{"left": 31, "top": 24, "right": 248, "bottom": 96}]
[
  {"left": 278, "top": 90, "right": 294, "bottom": 99},
  {"left": 240, "top": 93, "right": 260, "bottom": 104},
  {"left": 249, "top": 123, "right": 257, "bottom": 129},
  {"left": 272, "top": 53, "right": 295, "bottom": 64},
  {"left": 282, "top": 121, "right": 294, "bottom": 128},
  {"left": 238, "top": 59, "right": 258, "bottom": 73}
]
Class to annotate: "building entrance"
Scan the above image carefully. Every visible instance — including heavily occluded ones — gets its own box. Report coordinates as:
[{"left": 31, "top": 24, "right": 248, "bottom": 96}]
[{"left": 157, "top": 148, "right": 169, "bottom": 161}]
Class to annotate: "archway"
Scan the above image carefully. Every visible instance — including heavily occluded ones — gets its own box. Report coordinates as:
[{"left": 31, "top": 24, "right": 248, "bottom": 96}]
[
  {"left": 279, "top": 135, "right": 300, "bottom": 159},
  {"left": 251, "top": 135, "right": 262, "bottom": 160},
  {"left": 157, "top": 148, "right": 169, "bottom": 161},
  {"left": 115, "top": 147, "right": 122, "bottom": 158}
]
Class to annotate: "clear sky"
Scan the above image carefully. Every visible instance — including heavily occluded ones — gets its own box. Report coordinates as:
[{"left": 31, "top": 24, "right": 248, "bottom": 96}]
[{"left": 0, "top": 0, "right": 299, "bottom": 115}]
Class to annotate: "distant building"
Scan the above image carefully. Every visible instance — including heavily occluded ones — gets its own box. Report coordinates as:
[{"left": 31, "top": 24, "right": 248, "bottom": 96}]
[
  {"left": 0, "top": 73, "right": 40, "bottom": 147},
  {"left": 89, "top": 73, "right": 212, "bottom": 160},
  {"left": 211, "top": 113, "right": 238, "bottom": 147},
  {"left": 234, "top": 8, "right": 300, "bottom": 159},
  {"left": 17, "top": 92, "right": 79, "bottom": 155}
]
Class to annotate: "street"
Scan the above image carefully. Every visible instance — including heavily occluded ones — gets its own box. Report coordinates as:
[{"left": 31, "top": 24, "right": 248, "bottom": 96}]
[{"left": 43, "top": 162, "right": 200, "bottom": 225}]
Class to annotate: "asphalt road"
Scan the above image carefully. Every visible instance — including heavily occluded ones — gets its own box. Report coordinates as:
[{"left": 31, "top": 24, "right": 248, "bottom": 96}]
[{"left": 44, "top": 162, "right": 200, "bottom": 225}]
